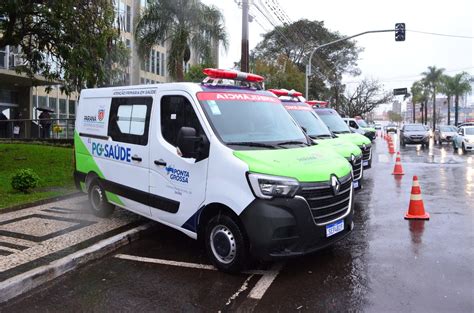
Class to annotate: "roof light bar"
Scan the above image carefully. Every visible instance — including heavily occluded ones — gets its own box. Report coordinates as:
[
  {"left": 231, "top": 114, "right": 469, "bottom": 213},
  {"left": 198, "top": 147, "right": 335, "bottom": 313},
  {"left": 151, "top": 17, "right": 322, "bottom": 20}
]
[
  {"left": 202, "top": 68, "right": 264, "bottom": 83},
  {"left": 306, "top": 100, "right": 328, "bottom": 106},
  {"left": 268, "top": 89, "right": 303, "bottom": 97}
]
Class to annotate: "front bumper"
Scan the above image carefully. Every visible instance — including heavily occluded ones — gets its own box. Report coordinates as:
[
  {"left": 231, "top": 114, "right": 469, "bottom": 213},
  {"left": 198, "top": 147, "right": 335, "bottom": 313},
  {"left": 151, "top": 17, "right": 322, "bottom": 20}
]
[
  {"left": 403, "top": 136, "right": 429, "bottom": 144},
  {"left": 240, "top": 178, "right": 354, "bottom": 261},
  {"left": 464, "top": 142, "right": 474, "bottom": 151}
]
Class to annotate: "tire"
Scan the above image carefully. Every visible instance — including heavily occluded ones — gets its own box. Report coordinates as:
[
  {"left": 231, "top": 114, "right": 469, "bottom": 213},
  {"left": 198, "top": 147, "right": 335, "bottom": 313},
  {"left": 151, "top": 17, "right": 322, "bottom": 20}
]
[
  {"left": 88, "top": 181, "right": 115, "bottom": 218},
  {"left": 401, "top": 139, "right": 406, "bottom": 147},
  {"left": 462, "top": 143, "right": 467, "bottom": 153},
  {"left": 205, "top": 214, "right": 248, "bottom": 273}
]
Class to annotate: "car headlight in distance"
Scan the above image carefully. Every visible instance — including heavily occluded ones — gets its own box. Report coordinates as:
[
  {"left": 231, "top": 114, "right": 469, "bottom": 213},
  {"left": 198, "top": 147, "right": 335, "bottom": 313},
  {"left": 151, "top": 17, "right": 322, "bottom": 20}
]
[{"left": 247, "top": 173, "right": 299, "bottom": 199}]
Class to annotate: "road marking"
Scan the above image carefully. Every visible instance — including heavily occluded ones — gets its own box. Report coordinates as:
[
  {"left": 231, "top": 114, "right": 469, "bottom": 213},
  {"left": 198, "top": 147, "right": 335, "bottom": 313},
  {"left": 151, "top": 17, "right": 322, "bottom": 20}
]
[
  {"left": 224, "top": 274, "right": 254, "bottom": 306},
  {"left": 114, "top": 254, "right": 271, "bottom": 275},
  {"left": 248, "top": 262, "right": 284, "bottom": 299},
  {"left": 115, "top": 254, "right": 216, "bottom": 270}
]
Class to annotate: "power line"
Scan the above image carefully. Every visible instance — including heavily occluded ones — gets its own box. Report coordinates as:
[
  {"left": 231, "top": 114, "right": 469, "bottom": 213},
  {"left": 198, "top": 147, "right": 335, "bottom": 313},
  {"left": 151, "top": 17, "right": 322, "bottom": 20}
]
[{"left": 407, "top": 30, "right": 474, "bottom": 39}]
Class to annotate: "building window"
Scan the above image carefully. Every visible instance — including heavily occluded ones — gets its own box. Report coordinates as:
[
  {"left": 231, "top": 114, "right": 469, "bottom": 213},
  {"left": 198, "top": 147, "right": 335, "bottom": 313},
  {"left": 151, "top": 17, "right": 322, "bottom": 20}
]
[
  {"left": 126, "top": 5, "right": 131, "bottom": 33},
  {"left": 59, "top": 99, "right": 67, "bottom": 115},
  {"left": 151, "top": 50, "right": 155, "bottom": 74},
  {"left": 160, "top": 52, "right": 165, "bottom": 76},
  {"left": 38, "top": 96, "right": 47, "bottom": 108},
  {"left": 68, "top": 100, "right": 75, "bottom": 116},
  {"left": 140, "top": 78, "right": 145, "bottom": 84},
  {"left": 155, "top": 51, "right": 161, "bottom": 75}
]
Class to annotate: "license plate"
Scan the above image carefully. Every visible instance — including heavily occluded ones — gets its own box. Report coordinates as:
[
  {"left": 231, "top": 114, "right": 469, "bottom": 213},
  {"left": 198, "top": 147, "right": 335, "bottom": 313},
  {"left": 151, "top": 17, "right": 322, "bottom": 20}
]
[
  {"left": 353, "top": 180, "right": 359, "bottom": 188},
  {"left": 326, "top": 220, "right": 344, "bottom": 237},
  {"left": 363, "top": 160, "right": 369, "bottom": 166}
]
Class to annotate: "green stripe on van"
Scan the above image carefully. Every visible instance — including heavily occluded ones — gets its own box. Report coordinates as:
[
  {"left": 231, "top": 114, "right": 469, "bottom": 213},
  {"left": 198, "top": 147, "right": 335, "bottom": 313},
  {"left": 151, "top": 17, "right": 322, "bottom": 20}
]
[{"left": 74, "top": 131, "right": 124, "bottom": 206}]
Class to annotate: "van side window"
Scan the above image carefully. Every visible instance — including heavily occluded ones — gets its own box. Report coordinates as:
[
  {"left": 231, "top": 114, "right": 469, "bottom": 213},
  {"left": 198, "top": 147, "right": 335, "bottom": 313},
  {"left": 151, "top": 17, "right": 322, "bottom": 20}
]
[
  {"left": 349, "top": 120, "right": 358, "bottom": 128},
  {"left": 161, "top": 95, "right": 205, "bottom": 147},
  {"left": 108, "top": 97, "right": 152, "bottom": 145}
]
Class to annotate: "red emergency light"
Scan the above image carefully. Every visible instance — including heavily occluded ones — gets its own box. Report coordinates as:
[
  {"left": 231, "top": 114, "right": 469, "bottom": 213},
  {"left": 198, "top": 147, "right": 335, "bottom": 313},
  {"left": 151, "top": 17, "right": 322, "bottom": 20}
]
[
  {"left": 306, "top": 100, "right": 328, "bottom": 107},
  {"left": 203, "top": 68, "right": 264, "bottom": 83},
  {"left": 268, "top": 89, "right": 303, "bottom": 97}
]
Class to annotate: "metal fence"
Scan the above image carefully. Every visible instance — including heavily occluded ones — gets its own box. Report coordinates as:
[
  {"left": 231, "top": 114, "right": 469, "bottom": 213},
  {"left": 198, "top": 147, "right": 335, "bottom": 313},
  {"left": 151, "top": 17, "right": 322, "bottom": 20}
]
[{"left": 0, "top": 118, "right": 75, "bottom": 140}]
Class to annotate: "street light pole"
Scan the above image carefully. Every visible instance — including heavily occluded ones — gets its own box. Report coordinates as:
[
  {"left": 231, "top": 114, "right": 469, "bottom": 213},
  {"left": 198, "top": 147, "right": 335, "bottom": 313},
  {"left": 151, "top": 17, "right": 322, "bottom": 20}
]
[{"left": 305, "top": 29, "right": 394, "bottom": 99}]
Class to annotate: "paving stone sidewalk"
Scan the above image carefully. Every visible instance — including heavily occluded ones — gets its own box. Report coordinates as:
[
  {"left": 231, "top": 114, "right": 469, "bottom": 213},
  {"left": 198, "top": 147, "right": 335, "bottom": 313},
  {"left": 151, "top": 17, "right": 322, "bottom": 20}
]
[{"left": 0, "top": 195, "right": 142, "bottom": 282}]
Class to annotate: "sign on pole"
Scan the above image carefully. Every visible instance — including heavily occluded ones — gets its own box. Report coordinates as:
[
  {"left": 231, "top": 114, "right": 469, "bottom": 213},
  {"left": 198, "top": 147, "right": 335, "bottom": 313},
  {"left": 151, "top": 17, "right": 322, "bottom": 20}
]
[{"left": 393, "top": 88, "right": 408, "bottom": 96}]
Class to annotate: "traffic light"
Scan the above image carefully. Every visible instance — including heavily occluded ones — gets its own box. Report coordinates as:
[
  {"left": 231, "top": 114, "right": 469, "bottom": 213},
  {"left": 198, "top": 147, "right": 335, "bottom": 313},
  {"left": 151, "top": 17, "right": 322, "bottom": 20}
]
[{"left": 395, "top": 23, "right": 405, "bottom": 41}]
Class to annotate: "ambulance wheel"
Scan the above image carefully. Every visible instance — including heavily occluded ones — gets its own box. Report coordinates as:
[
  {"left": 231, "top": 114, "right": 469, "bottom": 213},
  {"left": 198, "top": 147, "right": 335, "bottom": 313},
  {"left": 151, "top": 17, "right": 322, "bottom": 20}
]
[
  {"left": 88, "top": 181, "right": 115, "bottom": 218},
  {"left": 205, "top": 214, "right": 248, "bottom": 273}
]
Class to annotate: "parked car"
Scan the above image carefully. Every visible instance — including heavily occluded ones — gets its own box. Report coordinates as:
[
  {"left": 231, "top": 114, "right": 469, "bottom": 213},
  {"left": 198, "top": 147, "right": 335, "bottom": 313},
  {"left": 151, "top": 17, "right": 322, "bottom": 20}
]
[
  {"left": 453, "top": 125, "right": 474, "bottom": 153},
  {"left": 342, "top": 117, "right": 376, "bottom": 141},
  {"left": 400, "top": 124, "right": 430, "bottom": 147},
  {"left": 374, "top": 123, "right": 382, "bottom": 130},
  {"left": 384, "top": 124, "right": 398, "bottom": 133},
  {"left": 434, "top": 125, "right": 458, "bottom": 145}
]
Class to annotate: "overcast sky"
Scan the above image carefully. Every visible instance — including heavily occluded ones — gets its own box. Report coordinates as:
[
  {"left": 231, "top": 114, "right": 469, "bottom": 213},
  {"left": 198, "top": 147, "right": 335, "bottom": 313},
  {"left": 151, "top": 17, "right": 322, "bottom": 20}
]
[{"left": 202, "top": 0, "right": 473, "bottom": 107}]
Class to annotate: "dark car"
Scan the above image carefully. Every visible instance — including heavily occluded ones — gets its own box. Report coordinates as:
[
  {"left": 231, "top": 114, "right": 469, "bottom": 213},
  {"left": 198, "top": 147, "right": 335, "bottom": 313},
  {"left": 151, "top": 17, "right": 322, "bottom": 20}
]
[
  {"left": 400, "top": 124, "right": 430, "bottom": 147},
  {"left": 385, "top": 124, "right": 398, "bottom": 133}
]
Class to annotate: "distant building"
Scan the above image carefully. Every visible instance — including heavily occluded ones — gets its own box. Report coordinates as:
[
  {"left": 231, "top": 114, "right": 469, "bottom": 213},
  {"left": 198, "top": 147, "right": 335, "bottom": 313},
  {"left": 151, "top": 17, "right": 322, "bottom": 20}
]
[{"left": 392, "top": 100, "right": 402, "bottom": 115}]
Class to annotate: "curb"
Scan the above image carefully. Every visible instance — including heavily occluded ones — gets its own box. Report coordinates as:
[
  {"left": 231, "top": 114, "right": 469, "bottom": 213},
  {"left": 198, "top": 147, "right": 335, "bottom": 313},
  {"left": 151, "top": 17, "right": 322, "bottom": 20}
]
[
  {"left": 0, "top": 222, "right": 153, "bottom": 303},
  {"left": 0, "top": 192, "right": 83, "bottom": 214}
]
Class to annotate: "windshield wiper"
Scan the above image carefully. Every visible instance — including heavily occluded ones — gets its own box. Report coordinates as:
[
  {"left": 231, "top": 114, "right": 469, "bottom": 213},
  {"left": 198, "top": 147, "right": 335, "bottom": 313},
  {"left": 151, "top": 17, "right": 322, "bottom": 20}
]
[
  {"left": 275, "top": 140, "right": 310, "bottom": 147},
  {"left": 332, "top": 130, "right": 350, "bottom": 134},
  {"left": 227, "top": 142, "right": 277, "bottom": 149},
  {"left": 310, "top": 134, "right": 332, "bottom": 139}
]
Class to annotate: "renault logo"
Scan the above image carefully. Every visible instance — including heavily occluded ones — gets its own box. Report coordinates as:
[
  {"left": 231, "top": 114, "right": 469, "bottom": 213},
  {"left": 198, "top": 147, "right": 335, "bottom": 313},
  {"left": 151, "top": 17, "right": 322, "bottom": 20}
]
[
  {"left": 351, "top": 154, "right": 355, "bottom": 162},
  {"left": 363, "top": 144, "right": 367, "bottom": 150},
  {"left": 331, "top": 175, "right": 341, "bottom": 196}
]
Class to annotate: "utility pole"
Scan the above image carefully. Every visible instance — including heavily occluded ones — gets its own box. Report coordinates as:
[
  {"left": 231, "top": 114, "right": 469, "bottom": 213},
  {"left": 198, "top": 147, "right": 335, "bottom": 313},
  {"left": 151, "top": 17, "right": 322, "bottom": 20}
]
[{"left": 240, "top": 0, "right": 250, "bottom": 72}]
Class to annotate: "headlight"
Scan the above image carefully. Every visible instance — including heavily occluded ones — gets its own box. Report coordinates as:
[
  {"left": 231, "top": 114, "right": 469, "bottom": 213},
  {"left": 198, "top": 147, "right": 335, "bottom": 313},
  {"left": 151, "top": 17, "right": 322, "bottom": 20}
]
[
  {"left": 466, "top": 138, "right": 471, "bottom": 143},
  {"left": 247, "top": 173, "right": 299, "bottom": 199}
]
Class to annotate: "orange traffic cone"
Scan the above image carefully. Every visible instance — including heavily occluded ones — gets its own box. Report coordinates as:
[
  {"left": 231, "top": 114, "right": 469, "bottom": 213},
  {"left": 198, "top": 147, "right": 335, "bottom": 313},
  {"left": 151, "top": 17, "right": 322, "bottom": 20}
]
[
  {"left": 405, "top": 176, "right": 429, "bottom": 220},
  {"left": 392, "top": 152, "right": 404, "bottom": 175},
  {"left": 388, "top": 142, "right": 395, "bottom": 154}
]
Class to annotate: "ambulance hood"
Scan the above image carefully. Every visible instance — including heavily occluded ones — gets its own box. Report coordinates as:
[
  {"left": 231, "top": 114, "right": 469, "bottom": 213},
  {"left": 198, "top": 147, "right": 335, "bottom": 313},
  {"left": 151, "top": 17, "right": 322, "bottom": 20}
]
[{"left": 233, "top": 145, "right": 352, "bottom": 183}]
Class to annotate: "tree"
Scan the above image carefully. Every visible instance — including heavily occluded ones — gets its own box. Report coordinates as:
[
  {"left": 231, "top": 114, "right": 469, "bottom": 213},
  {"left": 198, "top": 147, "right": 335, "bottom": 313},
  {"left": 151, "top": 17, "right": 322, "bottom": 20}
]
[
  {"left": 0, "top": 0, "right": 129, "bottom": 94},
  {"left": 250, "top": 19, "right": 361, "bottom": 104},
  {"left": 135, "top": 0, "right": 228, "bottom": 82},
  {"left": 339, "top": 79, "right": 392, "bottom": 117},
  {"left": 421, "top": 66, "right": 445, "bottom": 130},
  {"left": 387, "top": 110, "right": 403, "bottom": 123},
  {"left": 253, "top": 55, "right": 305, "bottom": 92},
  {"left": 449, "top": 72, "right": 472, "bottom": 125},
  {"left": 411, "top": 80, "right": 430, "bottom": 124},
  {"left": 440, "top": 75, "right": 455, "bottom": 125}
]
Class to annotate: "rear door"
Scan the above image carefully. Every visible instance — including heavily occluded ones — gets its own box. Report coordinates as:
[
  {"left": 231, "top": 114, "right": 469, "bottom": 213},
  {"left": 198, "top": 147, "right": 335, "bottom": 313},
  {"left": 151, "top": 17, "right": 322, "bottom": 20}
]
[{"left": 149, "top": 91, "right": 210, "bottom": 230}]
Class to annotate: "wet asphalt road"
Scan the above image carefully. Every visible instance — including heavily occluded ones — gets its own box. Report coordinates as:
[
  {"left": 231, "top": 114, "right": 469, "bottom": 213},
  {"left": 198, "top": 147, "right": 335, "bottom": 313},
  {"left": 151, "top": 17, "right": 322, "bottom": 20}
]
[{"left": 1, "top": 134, "right": 473, "bottom": 312}]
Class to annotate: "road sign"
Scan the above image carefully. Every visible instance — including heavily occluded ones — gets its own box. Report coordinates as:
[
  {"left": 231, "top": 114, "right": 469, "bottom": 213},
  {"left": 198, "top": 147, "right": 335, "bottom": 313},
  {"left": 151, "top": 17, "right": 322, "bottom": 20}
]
[
  {"left": 393, "top": 88, "right": 408, "bottom": 95},
  {"left": 395, "top": 23, "right": 406, "bottom": 41}
]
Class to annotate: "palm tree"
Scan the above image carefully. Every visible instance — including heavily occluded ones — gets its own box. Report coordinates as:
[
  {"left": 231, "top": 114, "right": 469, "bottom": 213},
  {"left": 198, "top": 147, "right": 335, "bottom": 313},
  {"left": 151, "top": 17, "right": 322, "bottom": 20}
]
[
  {"left": 135, "top": 0, "right": 228, "bottom": 81},
  {"left": 421, "top": 66, "right": 445, "bottom": 130},
  {"left": 450, "top": 72, "right": 472, "bottom": 125},
  {"left": 440, "top": 75, "right": 455, "bottom": 125},
  {"left": 411, "top": 79, "right": 430, "bottom": 124}
]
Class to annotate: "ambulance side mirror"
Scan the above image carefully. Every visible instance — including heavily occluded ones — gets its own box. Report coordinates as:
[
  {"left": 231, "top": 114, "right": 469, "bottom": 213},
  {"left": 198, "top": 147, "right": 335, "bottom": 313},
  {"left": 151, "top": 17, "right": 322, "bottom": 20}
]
[{"left": 177, "top": 127, "right": 201, "bottom": 159}]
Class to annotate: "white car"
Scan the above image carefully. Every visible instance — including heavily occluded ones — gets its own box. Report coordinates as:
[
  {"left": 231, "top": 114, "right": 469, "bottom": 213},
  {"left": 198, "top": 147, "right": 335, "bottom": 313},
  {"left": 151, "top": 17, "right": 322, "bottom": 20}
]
[{"left": 453, "top": 126, "right": 474, "bottom": 153}]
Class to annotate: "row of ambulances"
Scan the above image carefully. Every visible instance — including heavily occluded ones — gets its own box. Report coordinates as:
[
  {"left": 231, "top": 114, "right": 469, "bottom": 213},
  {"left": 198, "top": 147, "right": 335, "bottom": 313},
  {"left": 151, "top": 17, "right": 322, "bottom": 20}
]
[{"left": 74, "top": 68, "right": 372, "bottom": 272}]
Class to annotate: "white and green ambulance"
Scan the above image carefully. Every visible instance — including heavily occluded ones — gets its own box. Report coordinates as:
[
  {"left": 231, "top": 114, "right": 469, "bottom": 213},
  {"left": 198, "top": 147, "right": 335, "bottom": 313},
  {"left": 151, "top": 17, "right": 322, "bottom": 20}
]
[{"left": 74, "top": 69, "right": 355, "bottom": 272}]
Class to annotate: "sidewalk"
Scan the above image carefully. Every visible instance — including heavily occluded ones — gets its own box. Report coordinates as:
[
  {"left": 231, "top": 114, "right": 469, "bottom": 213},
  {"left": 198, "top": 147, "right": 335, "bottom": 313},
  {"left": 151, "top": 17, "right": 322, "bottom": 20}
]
[{"left": 0, "top": 195, "right": 146, "bottom": 300}]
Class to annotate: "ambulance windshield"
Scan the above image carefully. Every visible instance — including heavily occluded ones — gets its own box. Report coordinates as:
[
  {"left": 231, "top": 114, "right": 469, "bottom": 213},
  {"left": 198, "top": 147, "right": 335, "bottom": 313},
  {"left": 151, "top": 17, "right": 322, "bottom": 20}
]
[
  {"left": 282, "top": 103, "right": 332, "bottom": 139},
  {"left": 197, "top": 92, "right": 309, "bottom": 148}
]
